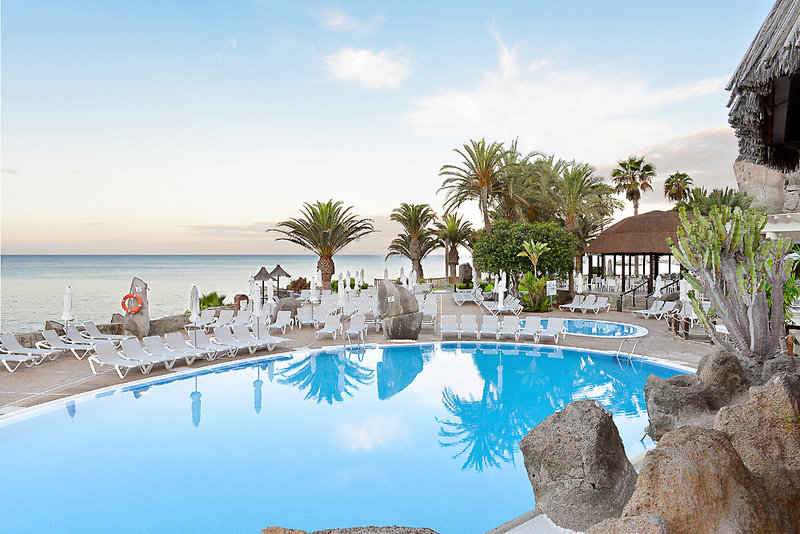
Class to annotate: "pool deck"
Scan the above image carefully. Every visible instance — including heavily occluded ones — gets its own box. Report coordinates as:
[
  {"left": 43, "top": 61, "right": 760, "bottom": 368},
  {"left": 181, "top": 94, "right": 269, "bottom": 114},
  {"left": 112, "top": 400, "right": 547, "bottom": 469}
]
[{"left": 0, "top": 296, "right": 715, "bottom": 415}]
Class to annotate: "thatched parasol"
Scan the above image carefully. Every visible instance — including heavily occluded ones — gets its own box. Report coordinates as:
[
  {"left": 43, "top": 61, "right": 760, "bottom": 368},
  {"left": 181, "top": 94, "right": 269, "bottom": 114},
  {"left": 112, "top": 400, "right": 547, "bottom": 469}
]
[
  {"left": 254, "top": 267, "right": 275, "bottom": 305},
  {"left": 269, "top": 265, "right": 291, "bottom": 291}
]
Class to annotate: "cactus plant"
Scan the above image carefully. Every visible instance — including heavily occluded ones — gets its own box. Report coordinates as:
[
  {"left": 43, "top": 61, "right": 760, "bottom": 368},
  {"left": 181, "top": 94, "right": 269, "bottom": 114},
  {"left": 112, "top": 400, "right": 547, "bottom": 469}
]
[{"left": 668, "top": 206, "right": 792, "bottom": 361}]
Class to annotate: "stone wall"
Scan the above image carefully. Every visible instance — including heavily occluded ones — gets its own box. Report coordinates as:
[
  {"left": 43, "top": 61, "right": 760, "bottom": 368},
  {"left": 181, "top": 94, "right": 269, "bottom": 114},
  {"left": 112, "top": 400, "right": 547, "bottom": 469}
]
[{"left": 734, "top": 158, "right": 800, "bottom": 214}]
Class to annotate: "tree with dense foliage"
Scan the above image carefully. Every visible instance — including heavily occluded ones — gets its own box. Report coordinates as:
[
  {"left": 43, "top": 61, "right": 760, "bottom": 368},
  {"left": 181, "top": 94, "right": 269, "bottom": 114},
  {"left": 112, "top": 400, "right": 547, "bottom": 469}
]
[
  {"left": 439, "top": 139, "right": 511, "bottom": 233},
  {"left": 471, "top": 220, "right": 578, "bottom": 281},
  {"left": 268, "top": 200, "right": 374, "bottom": 289},
  {"left": 611, "top": 156, "right": 656, "bottom": 216},
  {"left": 675, "top": 187, "right": 753, "bottom": 215},
  {"left": 434, "top": 213, "right": 474, "bottom": 279},
  {"left": 516, "top": 240, "right": 550, "bottom": 279},
  {"left": 663, "top": 171, "right": 693, "bottom": 203},
  {"left": 386, "top": 203, "right": 437, "bottom": 278},
  {"left": 669, "top": 206, "right": 792, "bottom": 361}
]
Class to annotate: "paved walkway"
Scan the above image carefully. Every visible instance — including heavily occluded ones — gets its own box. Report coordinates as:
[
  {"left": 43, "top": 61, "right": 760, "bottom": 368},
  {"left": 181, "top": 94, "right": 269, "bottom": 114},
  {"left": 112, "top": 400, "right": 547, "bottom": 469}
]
[{"left": 0, "top": 295, "right": 715, "bottom": 415}]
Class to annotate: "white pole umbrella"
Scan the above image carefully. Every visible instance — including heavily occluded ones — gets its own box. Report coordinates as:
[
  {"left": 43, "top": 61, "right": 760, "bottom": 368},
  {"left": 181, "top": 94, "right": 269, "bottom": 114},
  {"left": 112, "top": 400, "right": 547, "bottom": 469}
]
[
  {"left": 384, "top": 267, "right": 389, "bottom": 280},
  {"left": 266, "top": 279, "right": 276, "bottom": 317},
  {"left": 360, "top": 269, "right": 365, "bottom": 287},
  {"left": 267, "top": 360, "right": 275, "bottom": 382},
  {"left": 346, "top": 270, "right": 351, "bottom": 290},
  {"left": 399, "top": 266, "right": 404, "bottom": 282},
  {"left": 680, "top": 278, "right": 689, "bottom": 302},
  {"left": 576, "top": 273, "right": 584, "bottom": 294},
  {"left": 252, "top": 285, "right": 264, "bottom": 338},
  {"left": 653, "top": 275, "right": 664, "bottom": 298},
  {"left": 498, "top": 272, "right": 506, "bottom": 307},
  {"left": 61, "top": 286, "right": 75, "bottom": 329},
  {"left": 310, "top": 275, "right": 317, "bottom": 300},
  {"left": 189, "top": 285, "right": 201, "bottom": 345},
  {"left": 472, "top": 265, "right": 479, "bottom": 290},
  {"left": 248, "top": 277, "right": 256, "bottom": 310},
  {"left": 316, "top": 269, "right": 322, "bottom": 287},
  {"left": 339, "top": 273, "right": 345, "bottom": 307}
]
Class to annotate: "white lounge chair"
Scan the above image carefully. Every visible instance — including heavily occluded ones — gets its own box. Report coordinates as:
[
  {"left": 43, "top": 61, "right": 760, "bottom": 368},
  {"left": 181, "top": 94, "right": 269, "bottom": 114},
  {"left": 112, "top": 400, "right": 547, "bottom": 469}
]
[
  {"left": 123, "top": 338, "right": 178, "bottom": 369},
  {"left": 295, "top": 307, "right": 317, "bottom": 329},
  {"left": 537, "top": 317, "right": 564, "bottom": 344},
  {"left": 560, "top": 295, "right": 585, "bottom": 312},
  {"left": 421, "top": 299, "right": 437, "bottom": 328},
  {"left": 479, "top": 315, "right": 499, "bottom": 340},
  {"left": 249, "top": 326, "right": 292, "bottom": 350},
  {"left": 143, "top": 336, "right": 196, "bottom": 366},
  {"left": 186, "top": 309, "right": 215, "bottom": 331},
  {"left": 89, "top": 341, "right": 153, "bottom": 379},
  {"left": 230, "top": 310, "right": 252, "bottom": 327},
  {"left": 269, "top": 311, "right": 293, "bottom": 334},
  {"left": 83, "top": 322, "right": 135, "bottom": 342},
  {"left": 460, "top": 315, "right": 478, "bottom": 339},
  {"left": 36, "top": 330, "right": 94, "bottom": 360},
  {"left": 66, "top": 325, "right": 97, "bottom": 345},
  {"left": 205, "top": 309, "right": 235, "bottom": 332},
  {"left": 190, "top": 330, "right": 237, "bottom": 357},
  {"left": 214, "top": 327, "right": 258, "bottom": 354},
  {"left": 345, "top": 314, "right": 367, "bottom": 344},
  {"left": 653, "top": 301, "right": 677, "bottom": 320},
  {"left": 516, "top": 317, "right": 542, "bottom": 341},
  {"left": 165, "top": 332, "right": 216, "bottom": 361},
  {"left": 453, "top": 289, "right": 482, "bottom": 306},
  {"left": 0, "top": 343, "right": 45, "bottom": 372},
  {"left": 583, "top": 296, "right": 610, "bottom": 314},
  {"left": 231, "top": 325, "right": 273, "bottom": 351},
  {"left": 1, "top": 333, "right": 60, "bottom": 361},
  {"left": 497, "top": 318, "right": 520, "bottom": 340},
  {"left": 631, "top": 300, "right": 664, "bottom": 319},
  {"left": 315, "top": 315, "right": 342, "bottom": 341},
  {"left": 575, "top": 295, "right": 597, "bottom": 313},
  {"left": 440, "top": 315, "right": 459, "bottom": 340}
]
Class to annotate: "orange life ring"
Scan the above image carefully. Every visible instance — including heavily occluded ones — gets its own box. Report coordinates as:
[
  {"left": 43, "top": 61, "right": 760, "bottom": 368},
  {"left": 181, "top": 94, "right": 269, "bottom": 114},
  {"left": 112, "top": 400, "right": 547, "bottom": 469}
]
[{"left": 121, "top": 293, "right": 143, "bottom": 313}]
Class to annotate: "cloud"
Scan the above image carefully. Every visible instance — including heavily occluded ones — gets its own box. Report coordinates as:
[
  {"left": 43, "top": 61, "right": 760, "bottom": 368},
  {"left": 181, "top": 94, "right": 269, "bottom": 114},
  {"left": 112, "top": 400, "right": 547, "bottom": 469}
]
[
  {"left": 225, "top": 38, "right": 238, "bottom": 49},
  {"left": 336, "top": 415, "right": 408, "bottom": 451},
  {"left": 317, "top": 8, "right": 385, "bottom": 33},
  {"left": 405, "top": 31, "right": 728, "bottom": 163},
  {"left": 1, "top": 168, "right": 18, "bottom": 174},
  {"left": 324, "top": 47, "right": 411, "bottom": 90}
]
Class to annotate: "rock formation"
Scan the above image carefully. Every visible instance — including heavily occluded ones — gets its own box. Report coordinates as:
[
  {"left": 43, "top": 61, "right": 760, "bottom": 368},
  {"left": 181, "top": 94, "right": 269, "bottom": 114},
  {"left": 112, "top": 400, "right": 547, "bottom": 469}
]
[
  {"left": 696, "top": 350, "right": 750, "bottom": 410},
  {"left": 519, "top": 399, "right": 637, "bottom": 531},
  {"left": 644, "top": 374, "right": 712, "bottom": 441},
  {"left": 586, "top": 514, "right": 673, "bottom": 534},
  {"left": 272, "top": 297, "right": 300, "bottom": 322},
  {"left": 734, "top": 158, "right": 800, "bottom": 214},
  {"left": 262, "top": 528, "right": 439, "bottom": 534},
  {"left": 458, "top": 263, "right": 472, "bottom": 285},
  {"left": 122, "top": 276, "right": 150, "bottom": 338},
  {"left": 622, "top": 426, "right": 791, "bottom": 534},
  {"left": 377, "top": 281, "right": 422, "bottom": 340}
]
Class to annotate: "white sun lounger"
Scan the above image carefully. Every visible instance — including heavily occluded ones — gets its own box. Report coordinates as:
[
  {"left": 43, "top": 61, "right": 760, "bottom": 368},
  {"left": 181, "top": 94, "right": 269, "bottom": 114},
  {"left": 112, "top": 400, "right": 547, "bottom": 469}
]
[
  {"left": 205, "top": 309, "right": 235, "bottom": 332},
  {"left": 345, "top": 314, "right": 367, "bottom": 344},
  {"left": 231, "top": 325, "right": 272, "bottom": 351},
  {"left": 460, "top": 315, "right": 479, "bottom": 339},
  {"left": 1, "top": 333, "right": 60, "bottom": 361},
  {"left": 36, "top": 330, "right": 94, "bottom": 360},
  {"left": 190, "top": 330, "right": 237, "bottom": 357},
  {"left": 479, "top": 315, "right": 499, "bottom": 340},
  {"left": 214, "top": 327, "right": 258, "bottom": 354},
  {"left": 122, "top": 338, "right": 178, "bottom": 370},
  {"left": 497, "top": 318, "right": 520, "bottom": 340},
  {"left": 66, "top": 325, "right": 98, "bottom": 345},
  {"left": 295, "top": 307, "right": 317, "bottom": 329},
  {"left": 89, "top": 341, "right": 153, "bottom": 379},
  {"left": 537, "top": 317, "right": 564, "bottom": 344},
  {"left": 421, "top": 299, "right": 438, "bottom": 328},
  {"left": 560, "top": 295, "right": 585, "bottom": 312},
  {"left": 83, "top": 322, "right": 135, "bottom": 342},
  {"left": 631, "top": 300, "right": 664, "bottom": 319},
  {"left": 250, "top": 326, "right": 292, "bottom": 350},
  {"left": 582, "top": 296, "right": 610, "bottom": 314},
  {"left": 0, "top": 347, "right": 45, "bottom": 373},
  {"left": 315, "top": 315, "right": 342, "bottom": 341},
  {"left": 165, "top": 332, "right": 216, "bottom": 361},
  {"left": 185, "top": 309, "right": 215, "bottom": 331},
  {"left": 229, "top": 310, "right": 252, "bottom": 327},
  {"left": 142, "top": 336, "right": 196, "bottom": 366},
  {"left": 653, "top": 301, "right": 677, "bottom": 320},
  {"left": 516, "top": 317, "right": 542, "bottom": 341},
  {"left": 440, "top": 315, "right": 459, "bottom": 340},
  {"left": 453, "top": 290, "right": 482, "bottom": 306},
  {"left": 269, "top": 311, "right": 293, "bottom": 334},
  {"left": 574, "top": 295, "right": 597, "bottom": 313}
]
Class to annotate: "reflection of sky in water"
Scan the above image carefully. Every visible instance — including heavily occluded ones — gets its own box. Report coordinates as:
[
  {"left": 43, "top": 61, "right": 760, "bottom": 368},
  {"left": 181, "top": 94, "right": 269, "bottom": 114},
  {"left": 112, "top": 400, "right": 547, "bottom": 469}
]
[
  {"left": 545, "top": 318, "right": 642, "bottom": 336},
  {"left": 0, "top": 343, "right": 682, "bottom": 534}
]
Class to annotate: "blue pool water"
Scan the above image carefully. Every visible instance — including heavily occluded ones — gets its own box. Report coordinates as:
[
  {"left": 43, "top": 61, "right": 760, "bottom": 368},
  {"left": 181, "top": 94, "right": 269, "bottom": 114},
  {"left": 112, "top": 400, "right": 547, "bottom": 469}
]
[
  {"left": 559, "top": 318, "right": 646, "bottom": 338},
  {"left": 0, "top": 343, "right": 683, "bottom": 534}
]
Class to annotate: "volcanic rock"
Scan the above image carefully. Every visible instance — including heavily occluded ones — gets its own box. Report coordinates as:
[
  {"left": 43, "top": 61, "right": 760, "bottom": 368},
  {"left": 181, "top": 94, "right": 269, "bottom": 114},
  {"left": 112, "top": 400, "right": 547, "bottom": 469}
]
[{"left": 644, "top": 373, "right": 712, "bottom": 441}]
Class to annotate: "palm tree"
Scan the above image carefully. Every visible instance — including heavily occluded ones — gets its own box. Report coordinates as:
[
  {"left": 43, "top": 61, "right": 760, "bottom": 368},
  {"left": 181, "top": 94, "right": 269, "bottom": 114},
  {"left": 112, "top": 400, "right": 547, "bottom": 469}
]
[
  {"left": 268, "top": 200, "right": 374, "bottom": 289},
  {"left": 386, "top": 232, "right": 439, "bottom": 280},
  {"left": 434, "top": 213, "right": 474, "bottom": 279},
  {"left": 611, "top": 156, "right": 656, "bottom": 215},
  {"left": 517, "top": 240, "right": 549, "bottom": 278},
  {"left": 556, "top": 162, "right": 621, "bottom": 232},
  {"left": 676, "top": 187, "right": 753, "bottom": 215},
  {"left": 387, "top": 203, "right": 437, "bottom": 278},
  {"left": 519, "top": 154, "right": 566, "bottom": 223},
  {"left": 439, "top": 139, "right": 511, "bottom": 233},
  {"left": 664, "top": 171, "right": 693, "bottom": 203}
]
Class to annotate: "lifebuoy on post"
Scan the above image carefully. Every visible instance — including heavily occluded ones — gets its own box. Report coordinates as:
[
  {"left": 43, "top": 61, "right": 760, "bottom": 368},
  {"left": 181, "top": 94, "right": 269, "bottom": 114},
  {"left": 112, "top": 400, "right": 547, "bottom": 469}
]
[{"left": 121, "top": 293, "right": 143, "bottom": 314}]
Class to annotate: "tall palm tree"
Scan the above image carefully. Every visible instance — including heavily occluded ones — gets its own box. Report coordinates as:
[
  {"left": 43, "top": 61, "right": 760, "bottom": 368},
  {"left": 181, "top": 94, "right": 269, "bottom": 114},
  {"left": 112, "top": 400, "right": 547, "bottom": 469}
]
[
  {"left": 520, "top": 154, "right": 566, "bottom": 223},
  {"left": 556, "top": 162, "right": 621, "bottom": 232},
  {"left": 434, "top": 213, "right": 474, "bottom": 279},
  {"left": 386, "top": 232, "right": 439, "bottom": 280},
  {"left": 611, "top": 156, "right": 655, "bottom": 215},
  {"left": 663, "top": 171, "right": 693, "bottom": 203},
  {"left": 439, "top": 139, "right": 511, "bottom": 233},
  {"left": 268, "top": 200, "right": 374, "bottom": 289},
  {"left": 387, "top": 203, "right": 437, "bottom": 278}
]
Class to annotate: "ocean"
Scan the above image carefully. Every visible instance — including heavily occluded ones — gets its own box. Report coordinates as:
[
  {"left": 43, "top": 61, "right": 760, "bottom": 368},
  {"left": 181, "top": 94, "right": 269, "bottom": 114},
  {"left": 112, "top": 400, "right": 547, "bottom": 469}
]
[{"left": 0, "top": 254, "right": 450, "bottom": 333}]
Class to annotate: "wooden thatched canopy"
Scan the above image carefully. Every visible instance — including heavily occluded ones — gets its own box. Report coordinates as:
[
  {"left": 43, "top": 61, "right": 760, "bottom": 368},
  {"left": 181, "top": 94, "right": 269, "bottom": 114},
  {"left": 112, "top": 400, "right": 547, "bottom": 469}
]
[
  {"left": 585, "top": 211, "right": 680, "bottom": 255},
  {"left": 727, "top": 0, "right": 800, "bottom": 170}
]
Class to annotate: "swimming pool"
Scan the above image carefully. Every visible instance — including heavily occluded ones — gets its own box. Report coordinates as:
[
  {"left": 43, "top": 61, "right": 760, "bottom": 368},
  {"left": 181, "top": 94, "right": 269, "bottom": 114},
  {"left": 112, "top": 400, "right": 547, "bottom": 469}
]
[
  {"left": 0, "top": 343, "right": 684, "bottom": 534},
  {"left": 559, "top": 318, "right": 648, "bottom": 338}
]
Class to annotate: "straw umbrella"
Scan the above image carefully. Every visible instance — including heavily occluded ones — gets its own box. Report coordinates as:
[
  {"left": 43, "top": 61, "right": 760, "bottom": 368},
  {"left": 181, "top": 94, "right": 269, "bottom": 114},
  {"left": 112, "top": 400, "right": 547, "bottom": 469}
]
[
  {"left": 252, "top": 285, "right": 264, "bottom": 339},
  {"left": 270, "top": 264, "right": 291, "bottom": 294},
  {"left": 254, "top": 267, "right": 275, "bottom": 306},
  {"left": 61, "top": 286, "right": 75, "bottom": 330},
  {"left": 189, "top": 286, "right": 201, "bottom": 346}
]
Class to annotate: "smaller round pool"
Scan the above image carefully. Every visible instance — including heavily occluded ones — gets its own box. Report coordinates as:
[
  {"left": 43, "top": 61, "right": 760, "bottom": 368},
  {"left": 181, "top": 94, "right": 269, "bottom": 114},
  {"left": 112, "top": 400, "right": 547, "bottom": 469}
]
[{"left": 550, "top": 318, "right": 647, "bottom": 338}]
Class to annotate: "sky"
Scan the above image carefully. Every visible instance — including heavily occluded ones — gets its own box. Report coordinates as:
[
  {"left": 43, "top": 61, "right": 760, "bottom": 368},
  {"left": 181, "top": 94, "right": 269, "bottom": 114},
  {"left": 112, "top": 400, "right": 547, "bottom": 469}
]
[{"left": 0, "top": 0, "right": 775, "bottom": 254}]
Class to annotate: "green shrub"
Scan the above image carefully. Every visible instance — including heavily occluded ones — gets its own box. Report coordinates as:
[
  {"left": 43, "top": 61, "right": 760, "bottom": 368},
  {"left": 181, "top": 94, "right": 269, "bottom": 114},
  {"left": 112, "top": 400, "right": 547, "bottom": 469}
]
[
  {"left": 518, "top": 273, "right": 551, "bottom": 312},
  {"left": 330, "top": 278, "right": 367, "bottom": 292},
  {"left": 288, "top": 277, "right": 310, "bottom": 291},
  {"left": 199, "top": 291, "right": 226, "bottom": 310}
]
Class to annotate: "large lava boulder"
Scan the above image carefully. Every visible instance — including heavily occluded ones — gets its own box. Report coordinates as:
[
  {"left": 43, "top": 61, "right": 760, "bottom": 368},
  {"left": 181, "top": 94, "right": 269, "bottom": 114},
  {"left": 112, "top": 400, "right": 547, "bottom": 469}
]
[
  {"left": 272, "top": 297, "right": 300, "bottom": 322},
  {"left": 377, "top": 281, "right": 422, "bottom": 340},
  {"left": 586, "top": 514, "right": 673, "bottom": 534},
  {"left": 623, "top": 426, "right": 791, "bottom": 534},
  {"left": 458, "top": 263, "right": 472, "bottom": 285},
  {"left": 697, "top": 349, "right": 750, "bottom": 410},
  {"left": 714, "top": 373, "right": 800, "bottom": 527},
  {"left": 644, "top": 374, "right": 712, "bottom": 441},
  {"left": 122, "top": 276, "right": 150, "bottom": 338},
  {"left": 520, "top": 399, "right": 637, "bottom": 531}
]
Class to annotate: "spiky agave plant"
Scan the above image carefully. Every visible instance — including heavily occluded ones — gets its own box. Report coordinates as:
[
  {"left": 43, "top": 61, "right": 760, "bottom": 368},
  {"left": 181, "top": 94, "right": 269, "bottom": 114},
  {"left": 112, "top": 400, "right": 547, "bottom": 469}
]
[{"left": 268, "top": 200, "right": 374, "bottom": 289}]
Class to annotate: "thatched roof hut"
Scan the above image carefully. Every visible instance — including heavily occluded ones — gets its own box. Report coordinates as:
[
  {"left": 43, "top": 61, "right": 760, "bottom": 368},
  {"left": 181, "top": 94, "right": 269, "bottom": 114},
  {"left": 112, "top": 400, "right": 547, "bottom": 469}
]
[
  {"left": 726, "top": 0, "right": 800, "bottom": 170},
  {"left": 584, "top": 211, "right": 680, "bottom": 255}
]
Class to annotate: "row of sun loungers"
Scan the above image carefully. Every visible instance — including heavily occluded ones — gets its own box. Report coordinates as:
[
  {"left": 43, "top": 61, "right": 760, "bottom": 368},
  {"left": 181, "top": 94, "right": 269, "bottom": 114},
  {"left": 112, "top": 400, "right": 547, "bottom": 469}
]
[
  {"left": 440, "top": 315, "right": 565, "bottom": 344},
  {"left": 559, "top": 295, "right": 610, "bottom": 314}
]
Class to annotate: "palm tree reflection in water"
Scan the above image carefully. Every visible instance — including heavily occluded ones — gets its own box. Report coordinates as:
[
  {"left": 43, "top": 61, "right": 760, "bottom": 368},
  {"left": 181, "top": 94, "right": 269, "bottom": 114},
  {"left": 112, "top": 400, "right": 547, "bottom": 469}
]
[{"left": 279, "top": 351, "right": 374, "bottom": 404}]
